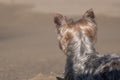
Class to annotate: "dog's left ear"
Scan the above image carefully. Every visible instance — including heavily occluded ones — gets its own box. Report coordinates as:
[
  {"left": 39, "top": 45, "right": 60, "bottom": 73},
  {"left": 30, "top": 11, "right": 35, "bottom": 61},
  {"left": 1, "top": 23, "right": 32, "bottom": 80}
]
[
  {"left": 83, "top": 9, "right": 95, "bottom": 19},
  {"left": 54, "top": 14, "right": 67, "bottom": 29}
]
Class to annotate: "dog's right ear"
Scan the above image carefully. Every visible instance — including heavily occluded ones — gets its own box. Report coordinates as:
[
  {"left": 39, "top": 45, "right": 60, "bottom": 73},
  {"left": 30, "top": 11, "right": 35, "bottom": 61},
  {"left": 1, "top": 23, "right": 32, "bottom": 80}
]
[
  {"left": 54, "top": 14, "right": 67, "bottom": 28},
  {"left": 83, "top": 9, "right": 95, "bottom": 19}
]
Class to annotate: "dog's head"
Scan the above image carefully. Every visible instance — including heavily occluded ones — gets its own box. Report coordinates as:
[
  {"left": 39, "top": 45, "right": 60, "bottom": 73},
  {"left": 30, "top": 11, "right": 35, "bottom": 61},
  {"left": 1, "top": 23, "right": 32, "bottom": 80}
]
[{"left": 54, "top": 9, "right": 97, "bottom": 54}]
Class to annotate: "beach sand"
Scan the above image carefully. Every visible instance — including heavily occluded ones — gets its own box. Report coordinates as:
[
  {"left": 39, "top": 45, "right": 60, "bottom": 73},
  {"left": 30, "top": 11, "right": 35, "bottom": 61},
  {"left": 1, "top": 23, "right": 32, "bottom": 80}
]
[{"left": 0, "top": 1, "right": 120, "bottom": 80}]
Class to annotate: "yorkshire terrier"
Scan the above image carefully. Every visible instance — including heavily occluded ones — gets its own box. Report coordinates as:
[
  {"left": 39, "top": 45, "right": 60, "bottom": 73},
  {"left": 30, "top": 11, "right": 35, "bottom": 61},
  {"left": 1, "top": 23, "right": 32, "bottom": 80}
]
[{"left": 54, "top": 9, "right": 120, "bottom": 80}]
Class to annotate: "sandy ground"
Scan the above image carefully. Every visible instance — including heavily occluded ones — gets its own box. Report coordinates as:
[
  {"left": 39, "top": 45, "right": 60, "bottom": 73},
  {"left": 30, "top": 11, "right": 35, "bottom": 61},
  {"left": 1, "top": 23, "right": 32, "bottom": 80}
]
[{"left": 0, "top": 1, "right": 120, "bottom": 80}]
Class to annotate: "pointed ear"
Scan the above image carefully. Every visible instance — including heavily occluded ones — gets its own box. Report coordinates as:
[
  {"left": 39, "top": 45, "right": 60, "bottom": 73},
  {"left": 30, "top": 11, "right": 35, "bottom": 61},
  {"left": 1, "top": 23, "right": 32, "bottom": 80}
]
[
  {"left": 54, "top": 14, "right": 67, "bottom": 28},
  {"left": 83, "top": 9, "right": 95, "bottom": 19}
]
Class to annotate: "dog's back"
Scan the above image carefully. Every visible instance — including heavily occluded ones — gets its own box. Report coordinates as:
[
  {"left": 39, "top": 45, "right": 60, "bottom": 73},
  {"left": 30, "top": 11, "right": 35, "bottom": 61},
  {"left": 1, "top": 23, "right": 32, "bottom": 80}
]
[{"left": 76, "top": 53, "right": 120, "bottom": 80}]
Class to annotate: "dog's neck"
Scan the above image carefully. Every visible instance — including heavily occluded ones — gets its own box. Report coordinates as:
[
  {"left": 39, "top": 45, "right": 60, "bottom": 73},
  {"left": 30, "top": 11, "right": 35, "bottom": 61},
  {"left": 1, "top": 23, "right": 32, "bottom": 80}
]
[
  {"left": 67, "top": 35, "right": 96, "bottom": 57},
  {"left": 65, "top": 35, "right": 97, "bottom": 74}
]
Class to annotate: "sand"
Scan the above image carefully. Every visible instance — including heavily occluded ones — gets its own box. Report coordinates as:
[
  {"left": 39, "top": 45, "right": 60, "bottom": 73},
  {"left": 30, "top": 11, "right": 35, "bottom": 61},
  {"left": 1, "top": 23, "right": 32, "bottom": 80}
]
[{"left": 0, "top": 1, "right": 120, "bottom": 80}]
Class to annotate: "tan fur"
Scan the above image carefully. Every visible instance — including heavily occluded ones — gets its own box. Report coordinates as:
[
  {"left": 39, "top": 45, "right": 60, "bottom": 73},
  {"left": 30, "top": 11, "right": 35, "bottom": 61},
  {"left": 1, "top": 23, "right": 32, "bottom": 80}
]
[{"left": 78, "top": 19, "right": 97, "bottom": 43}]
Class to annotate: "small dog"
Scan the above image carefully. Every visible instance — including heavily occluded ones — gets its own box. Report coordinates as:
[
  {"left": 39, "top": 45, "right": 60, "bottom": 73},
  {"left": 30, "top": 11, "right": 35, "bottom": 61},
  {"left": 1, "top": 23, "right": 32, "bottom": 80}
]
[{"left": 54, "top": 9, "right": 120, "bottom": 80}]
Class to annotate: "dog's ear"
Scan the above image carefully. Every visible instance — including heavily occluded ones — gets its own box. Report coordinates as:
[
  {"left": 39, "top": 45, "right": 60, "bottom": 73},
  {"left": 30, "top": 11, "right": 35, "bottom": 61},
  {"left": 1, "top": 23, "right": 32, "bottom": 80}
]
[
  {"left": 81, "top": 9, "right": 97, "bottom": 44},
  {"left": 83, "top": 9, "right": 95, "bottom": 19},
  {"left": 54, "top": 14, "right": 67, "bottom": 28}
]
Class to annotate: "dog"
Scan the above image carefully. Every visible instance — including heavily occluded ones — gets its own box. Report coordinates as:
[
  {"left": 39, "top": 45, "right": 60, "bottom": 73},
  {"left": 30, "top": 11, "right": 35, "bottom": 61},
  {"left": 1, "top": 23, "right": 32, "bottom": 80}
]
[{"left": 54, "top": 9, "right": 120, "bottom": 80}]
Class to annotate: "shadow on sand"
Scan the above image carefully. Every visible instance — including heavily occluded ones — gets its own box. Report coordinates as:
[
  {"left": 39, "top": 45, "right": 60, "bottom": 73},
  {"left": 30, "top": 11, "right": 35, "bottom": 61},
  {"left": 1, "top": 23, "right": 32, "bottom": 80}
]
[{"left": 56, "top": 77, "right": 64, "bottom": 80}]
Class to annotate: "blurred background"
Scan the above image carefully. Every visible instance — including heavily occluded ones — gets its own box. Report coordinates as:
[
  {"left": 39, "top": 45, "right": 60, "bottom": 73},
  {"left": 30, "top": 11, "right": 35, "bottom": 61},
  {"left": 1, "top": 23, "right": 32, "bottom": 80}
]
[{"left": 0, "top": 0, "right": 120, "bottom": 80}]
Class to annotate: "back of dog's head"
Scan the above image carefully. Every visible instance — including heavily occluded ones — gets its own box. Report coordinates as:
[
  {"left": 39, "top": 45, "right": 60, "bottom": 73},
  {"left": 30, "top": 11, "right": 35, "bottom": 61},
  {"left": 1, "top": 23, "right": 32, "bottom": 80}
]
[{"left": 54, "top": 9, "right": 97, "bottom": 54}]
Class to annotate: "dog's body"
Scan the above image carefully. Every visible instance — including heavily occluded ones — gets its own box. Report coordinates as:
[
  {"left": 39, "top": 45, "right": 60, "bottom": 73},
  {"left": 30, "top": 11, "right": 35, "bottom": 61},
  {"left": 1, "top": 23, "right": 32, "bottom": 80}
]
[{"left": 54, "top": 9, "right": 120, "bottom": 80}]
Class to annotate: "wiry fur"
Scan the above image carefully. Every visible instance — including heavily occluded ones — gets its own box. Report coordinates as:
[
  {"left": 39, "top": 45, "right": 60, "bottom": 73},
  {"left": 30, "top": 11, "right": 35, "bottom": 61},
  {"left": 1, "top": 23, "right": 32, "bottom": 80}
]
[{"left": 54, "top": 9, "right": 120, "bottom": 80}]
